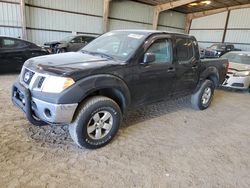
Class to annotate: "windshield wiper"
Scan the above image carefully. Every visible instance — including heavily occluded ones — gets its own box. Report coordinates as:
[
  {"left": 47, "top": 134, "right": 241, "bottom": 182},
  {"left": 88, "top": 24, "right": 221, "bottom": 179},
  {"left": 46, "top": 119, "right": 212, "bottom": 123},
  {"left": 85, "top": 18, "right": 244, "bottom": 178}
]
[
  {"left": 81, "top": 50, "right": 114, "bottom": 60},
  {"left": 80, "top": 50, "right": 91, "bottom": 54}
]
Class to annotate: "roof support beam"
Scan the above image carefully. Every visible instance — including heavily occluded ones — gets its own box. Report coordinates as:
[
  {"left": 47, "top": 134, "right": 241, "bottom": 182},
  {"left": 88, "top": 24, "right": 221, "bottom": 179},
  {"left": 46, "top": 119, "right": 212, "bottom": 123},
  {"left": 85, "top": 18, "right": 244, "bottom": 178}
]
[
  {"left": 185, "top": 14, "right": 192, "bottom": 33},
  {"left": 103, "top": 0, "right": 111, "bottom": 33},
  {"left": 222, "top": 10, "right": 230, "bottom": 43},
  {"left": 152, "top": 0, "right": 199, "bottom": 30},
  {"left": 187, "top": 3, "right": 250, "bottom": 20},
  {"left": 186, "top": 3, "right": 250, "bottom": 33},
  {"left": 20, "top": 0, "right": 27, "bottom": 39}
]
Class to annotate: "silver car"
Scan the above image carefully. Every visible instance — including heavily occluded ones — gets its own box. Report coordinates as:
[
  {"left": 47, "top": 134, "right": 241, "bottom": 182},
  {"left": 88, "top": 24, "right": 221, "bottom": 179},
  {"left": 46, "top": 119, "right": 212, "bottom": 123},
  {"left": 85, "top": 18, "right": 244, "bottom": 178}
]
[{"left": 222, "top": 51, "right": 250, "bottom": 91}]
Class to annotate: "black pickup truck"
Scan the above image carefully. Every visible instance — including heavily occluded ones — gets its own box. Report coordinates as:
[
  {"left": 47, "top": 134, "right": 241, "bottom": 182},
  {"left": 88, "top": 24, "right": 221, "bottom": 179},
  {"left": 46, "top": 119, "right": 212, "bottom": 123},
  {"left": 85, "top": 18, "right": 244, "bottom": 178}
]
[{"left": 12, "top": 30, "right": 228, "bottom": 149}]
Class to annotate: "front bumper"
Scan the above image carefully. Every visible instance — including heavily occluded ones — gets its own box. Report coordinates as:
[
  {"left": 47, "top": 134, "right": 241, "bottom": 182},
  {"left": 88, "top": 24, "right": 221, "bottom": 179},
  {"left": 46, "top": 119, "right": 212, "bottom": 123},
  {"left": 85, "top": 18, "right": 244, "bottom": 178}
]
[
  {"left": 222, "top": 74, "right": 250, "bottom": 90},
  {"left": 12, "top": 81, "right": 78, "bottom": 125}
]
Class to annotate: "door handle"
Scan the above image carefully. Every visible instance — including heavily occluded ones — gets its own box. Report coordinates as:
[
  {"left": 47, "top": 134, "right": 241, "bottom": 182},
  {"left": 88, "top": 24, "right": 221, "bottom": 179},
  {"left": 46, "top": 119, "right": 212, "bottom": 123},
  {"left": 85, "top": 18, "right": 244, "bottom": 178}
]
[
  {"left": 192, "top": 65, "right": 198, "bottom": 70},
  {"left": 167, "top": 67, "right": 175, "bottom": 72}
]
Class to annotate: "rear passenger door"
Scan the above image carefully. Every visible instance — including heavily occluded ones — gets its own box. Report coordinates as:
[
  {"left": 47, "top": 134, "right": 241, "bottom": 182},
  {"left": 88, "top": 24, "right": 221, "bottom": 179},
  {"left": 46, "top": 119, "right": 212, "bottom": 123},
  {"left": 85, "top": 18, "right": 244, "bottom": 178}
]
[{"left": 172, "top": 37, "right": 199, "bottom": 96}]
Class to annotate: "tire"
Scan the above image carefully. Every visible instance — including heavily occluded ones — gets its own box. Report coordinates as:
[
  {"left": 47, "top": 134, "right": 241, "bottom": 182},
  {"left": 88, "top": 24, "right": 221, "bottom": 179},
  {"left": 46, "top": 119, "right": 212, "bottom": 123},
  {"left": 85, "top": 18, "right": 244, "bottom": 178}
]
[
  {"left": 56, "top": 48, "right": 66, "bottom": 53},
  {"left": 69, "top": 96, "right": 122, "bottom": 149},
  {"left": 191, "top": 80, "right": 215, "bottom": 110}
]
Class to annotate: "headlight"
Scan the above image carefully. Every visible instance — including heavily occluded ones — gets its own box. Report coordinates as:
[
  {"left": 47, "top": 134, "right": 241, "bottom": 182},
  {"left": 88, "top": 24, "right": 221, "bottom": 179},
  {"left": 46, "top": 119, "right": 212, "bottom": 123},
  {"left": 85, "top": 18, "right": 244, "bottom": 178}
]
[
  {"left": 233, "top": 71, "right": 250, "bottom": 77},
  {"left": 41, "top": 76, "right": 75, "bottom": 93}
]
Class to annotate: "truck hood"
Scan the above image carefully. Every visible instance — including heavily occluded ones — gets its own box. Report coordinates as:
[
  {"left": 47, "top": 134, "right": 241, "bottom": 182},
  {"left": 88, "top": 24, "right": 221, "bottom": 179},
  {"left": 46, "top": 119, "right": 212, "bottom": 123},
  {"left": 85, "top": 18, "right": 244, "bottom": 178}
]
[
  {"left": 24, "top": 52, "right": 122, "bottom": 77},
  {"left": 229, "top": 62, "right": 250, "bottom": 71}
]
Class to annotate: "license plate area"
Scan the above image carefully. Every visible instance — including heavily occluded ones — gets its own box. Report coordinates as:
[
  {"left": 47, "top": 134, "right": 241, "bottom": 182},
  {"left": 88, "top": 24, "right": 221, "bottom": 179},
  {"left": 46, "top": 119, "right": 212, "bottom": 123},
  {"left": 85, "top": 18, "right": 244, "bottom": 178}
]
[{"left": 13, "top": 87, "right": 26, "bottom": 105}]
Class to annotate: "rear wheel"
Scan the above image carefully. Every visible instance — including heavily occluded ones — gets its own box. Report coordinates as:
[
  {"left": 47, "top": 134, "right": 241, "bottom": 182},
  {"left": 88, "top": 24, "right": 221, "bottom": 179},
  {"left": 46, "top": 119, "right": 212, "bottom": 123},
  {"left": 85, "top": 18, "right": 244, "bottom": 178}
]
[
  {"left": 69, "top": 96, "right": 122, "bottom": 149},
  {"left": 191, "top": 80, "right": 215, "bottom": 110}
]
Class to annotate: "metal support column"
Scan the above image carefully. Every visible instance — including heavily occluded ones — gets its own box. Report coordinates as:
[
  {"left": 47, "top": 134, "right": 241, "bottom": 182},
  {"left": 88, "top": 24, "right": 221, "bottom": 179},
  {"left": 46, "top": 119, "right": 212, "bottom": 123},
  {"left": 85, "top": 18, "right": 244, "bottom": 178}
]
[{"left": 20, "top": 0, "right": 27, "bottom": 39}]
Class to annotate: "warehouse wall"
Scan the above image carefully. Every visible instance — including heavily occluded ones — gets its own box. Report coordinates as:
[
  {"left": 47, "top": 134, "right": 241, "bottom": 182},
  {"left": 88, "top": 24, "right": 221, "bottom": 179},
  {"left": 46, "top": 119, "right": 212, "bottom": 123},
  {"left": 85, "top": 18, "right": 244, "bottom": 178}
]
[
  {"left": 0, "top": 0, "right": 186, "bottom": 45},
  {"left": 0, "top": 0, "right": 22, "bottom": 37},
  {"left": 190, "top": 8, "right": 250, "bottom": 51},
  {"left": 225, "top": 8, "right": 250, "bottom": 51},
  {"left": 25, "top": 0, "right": 103, "bottom": 44},
  {"left": 109, "top": 1, "right": 186, "bottom": 33}
]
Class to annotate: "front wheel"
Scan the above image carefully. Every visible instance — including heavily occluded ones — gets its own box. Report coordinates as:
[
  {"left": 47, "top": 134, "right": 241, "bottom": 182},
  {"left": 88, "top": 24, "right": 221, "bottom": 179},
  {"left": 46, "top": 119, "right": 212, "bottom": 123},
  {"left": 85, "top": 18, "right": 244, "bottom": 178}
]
[
  {"left": 56, "top": 48, "right": 66, "bottom": 53},
  {"left": 191, "top": 80, "right": 215, "bottom": 110},
  {"left": 69, "top": 96, "right": 122, "bottom": 149}
]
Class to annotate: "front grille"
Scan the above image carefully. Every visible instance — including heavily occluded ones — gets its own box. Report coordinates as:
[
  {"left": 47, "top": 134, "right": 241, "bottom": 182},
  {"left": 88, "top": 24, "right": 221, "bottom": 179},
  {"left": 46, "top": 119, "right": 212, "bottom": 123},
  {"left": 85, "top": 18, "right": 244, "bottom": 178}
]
[
  {"left": 37, "top": 77, "right": 45, "bottom": 88},
  {"left": 22, "top": 68, "right": 35, "bottom": 85}
]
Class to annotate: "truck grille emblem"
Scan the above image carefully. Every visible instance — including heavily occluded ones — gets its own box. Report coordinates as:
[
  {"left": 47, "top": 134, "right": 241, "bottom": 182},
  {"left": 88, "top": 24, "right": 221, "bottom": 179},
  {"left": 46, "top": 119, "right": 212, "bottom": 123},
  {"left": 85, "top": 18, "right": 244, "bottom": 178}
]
[{"left": 24, "top": 72, "right": 31, "bottom": 82}]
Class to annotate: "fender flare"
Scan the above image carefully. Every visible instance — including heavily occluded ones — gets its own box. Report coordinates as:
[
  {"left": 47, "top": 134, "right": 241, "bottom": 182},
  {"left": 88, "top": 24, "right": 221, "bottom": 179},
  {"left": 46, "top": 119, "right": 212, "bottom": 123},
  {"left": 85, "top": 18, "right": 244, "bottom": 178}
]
[
  {"left": 200, "top": 66, "right": 219, "bottom": 85},
  {"left": 193, "top": 66, "right": 219, "bottom": 93},
  {"left": 57, "top": 74, "right": 131, "bottom": 111}
]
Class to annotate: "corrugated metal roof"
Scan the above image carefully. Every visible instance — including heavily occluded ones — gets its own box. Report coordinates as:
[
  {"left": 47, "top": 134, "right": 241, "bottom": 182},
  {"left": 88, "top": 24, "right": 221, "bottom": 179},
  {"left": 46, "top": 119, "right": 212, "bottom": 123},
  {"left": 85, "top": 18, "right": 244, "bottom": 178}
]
[{"left": 132, "top": 0, "right": 250, "bottom": 13}]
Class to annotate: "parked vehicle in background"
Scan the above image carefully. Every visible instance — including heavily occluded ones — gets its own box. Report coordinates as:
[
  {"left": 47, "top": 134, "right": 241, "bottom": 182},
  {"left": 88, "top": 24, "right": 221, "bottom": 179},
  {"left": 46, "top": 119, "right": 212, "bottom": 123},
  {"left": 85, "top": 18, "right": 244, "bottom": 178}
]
[
  {"left": 199, "top": 47, "right": 205, "bottom": 58},
  {"left": 0, "top": 36, "right": 49, "bottom": 74},
  {"left": 205, "top": 43, "right": 241, "bottom": 58},
  {"left": 44, "top": 35, "right": 96, "bottom": 54},
  {"left": 222, "top": 51, "right": 250, "bottom": 91},
  {"left": 12, "top": 30, "right": 228, "bottom": 149}
]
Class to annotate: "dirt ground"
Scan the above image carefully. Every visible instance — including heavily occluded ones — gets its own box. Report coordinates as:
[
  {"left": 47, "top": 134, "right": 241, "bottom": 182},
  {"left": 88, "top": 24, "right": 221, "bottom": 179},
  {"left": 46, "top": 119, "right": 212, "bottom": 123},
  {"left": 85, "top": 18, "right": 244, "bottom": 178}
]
[{"left": 0, "top": 74, "right": 249, "bottom": 188}]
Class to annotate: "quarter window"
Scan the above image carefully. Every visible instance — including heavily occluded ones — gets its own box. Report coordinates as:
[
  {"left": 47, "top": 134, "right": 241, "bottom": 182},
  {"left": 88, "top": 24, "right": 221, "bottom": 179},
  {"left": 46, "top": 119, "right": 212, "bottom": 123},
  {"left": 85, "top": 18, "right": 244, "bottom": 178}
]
[
  {"left": 2, "top": 38, "right": 28, "bottom": 49},
  {"left": 146, "top": 39, "right": 172, "bottom": 64},
  {"left": 3, "top": 39, "right": 15, "bottom": 48},
  {"left": 176, "top": 38, "right": 194, "bottom": 63}
]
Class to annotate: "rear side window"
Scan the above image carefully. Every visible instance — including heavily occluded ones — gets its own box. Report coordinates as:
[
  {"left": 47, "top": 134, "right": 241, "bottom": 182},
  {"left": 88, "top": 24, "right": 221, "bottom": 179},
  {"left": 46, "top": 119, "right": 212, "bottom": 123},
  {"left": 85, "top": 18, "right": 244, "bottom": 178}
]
[
  {"left": 2, "top": 38, "right": 29, "bottom": 49},
  {"left": 3, "top": 39, "right": 15, "bottom": 48},
  {"left": 176, "top": 37, "right": 194, "bottom": 63}
]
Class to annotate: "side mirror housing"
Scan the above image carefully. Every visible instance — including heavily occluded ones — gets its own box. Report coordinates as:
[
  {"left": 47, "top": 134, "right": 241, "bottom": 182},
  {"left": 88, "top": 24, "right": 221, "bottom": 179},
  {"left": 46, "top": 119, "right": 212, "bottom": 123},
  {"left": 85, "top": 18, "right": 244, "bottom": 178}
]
[{"left": 142, "top": 53, "right": 155, "bottom": 65}]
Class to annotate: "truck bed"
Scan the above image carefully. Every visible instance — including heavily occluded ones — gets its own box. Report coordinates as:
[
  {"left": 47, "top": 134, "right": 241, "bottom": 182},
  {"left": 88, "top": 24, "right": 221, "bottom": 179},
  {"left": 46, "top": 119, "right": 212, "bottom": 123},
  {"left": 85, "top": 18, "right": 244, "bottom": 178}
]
[{"left": 201, "top": 58, "right": 228, "bottom": 85}]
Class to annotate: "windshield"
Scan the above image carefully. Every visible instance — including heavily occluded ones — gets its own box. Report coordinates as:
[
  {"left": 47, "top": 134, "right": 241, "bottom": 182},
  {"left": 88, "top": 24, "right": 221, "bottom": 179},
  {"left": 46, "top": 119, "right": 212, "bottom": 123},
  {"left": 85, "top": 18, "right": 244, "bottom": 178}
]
[
  {"left": 221, "top": 53, "right": 250, "bottom": 65},
  {"left": 60, "top": 36, "right": 75, "bottom": 43},
  {"left": 209, "top": 44, "right": 225, "bottom": 50},
  {"left": 82, "top": 31, "right": 148, "bottom": 61}
]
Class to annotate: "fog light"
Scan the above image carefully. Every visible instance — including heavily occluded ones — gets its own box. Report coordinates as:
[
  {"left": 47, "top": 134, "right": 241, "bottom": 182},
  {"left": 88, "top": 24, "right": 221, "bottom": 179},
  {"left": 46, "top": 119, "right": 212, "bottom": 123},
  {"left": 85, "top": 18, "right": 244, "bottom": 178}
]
[
  {"left": 22, "top": 98, "right": 25, "bottom": 105},
  {"left": 44, "top": 108, "right": 52, "bottom": 118}
]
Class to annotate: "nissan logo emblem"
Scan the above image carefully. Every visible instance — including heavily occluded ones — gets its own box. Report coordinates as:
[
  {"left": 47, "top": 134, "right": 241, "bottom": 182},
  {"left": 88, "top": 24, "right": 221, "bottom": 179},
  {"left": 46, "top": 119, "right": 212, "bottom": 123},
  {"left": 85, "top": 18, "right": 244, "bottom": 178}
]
[{"left": 24, "top": 72, "right": 31, "bottom": 82}]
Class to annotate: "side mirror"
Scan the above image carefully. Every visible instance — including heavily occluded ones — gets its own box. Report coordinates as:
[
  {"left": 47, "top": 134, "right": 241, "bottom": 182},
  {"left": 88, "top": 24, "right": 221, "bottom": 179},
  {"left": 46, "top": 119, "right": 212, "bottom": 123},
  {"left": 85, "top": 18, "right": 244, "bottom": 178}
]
[
  {"left": 142, "top": 53, "right": 155, "bottom": 65},
  {"left": 70, "top": 40, "right": 76, "bottom": 43}
]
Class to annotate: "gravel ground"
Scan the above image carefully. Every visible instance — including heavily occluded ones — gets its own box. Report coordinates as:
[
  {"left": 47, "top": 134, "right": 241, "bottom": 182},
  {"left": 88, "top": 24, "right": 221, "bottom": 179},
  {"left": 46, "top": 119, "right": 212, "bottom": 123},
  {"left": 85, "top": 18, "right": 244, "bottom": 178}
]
[{"left": 0, "top": 74, "right": 249, "bottom": 188}]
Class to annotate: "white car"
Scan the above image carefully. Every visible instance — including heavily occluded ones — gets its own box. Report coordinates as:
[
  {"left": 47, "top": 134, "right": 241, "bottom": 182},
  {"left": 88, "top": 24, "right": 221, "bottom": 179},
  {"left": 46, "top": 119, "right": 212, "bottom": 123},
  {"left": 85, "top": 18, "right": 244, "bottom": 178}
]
[{"left": 222, "top": 51, "right": 250, "bottom": 91}]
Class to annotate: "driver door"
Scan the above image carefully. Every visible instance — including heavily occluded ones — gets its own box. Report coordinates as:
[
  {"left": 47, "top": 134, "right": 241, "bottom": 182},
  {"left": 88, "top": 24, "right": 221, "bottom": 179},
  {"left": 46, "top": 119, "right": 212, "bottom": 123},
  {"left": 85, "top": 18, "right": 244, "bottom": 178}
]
[
  {"left": 130, "top": 36, "right": 176, "bottom": 105},
  {"left": 68, "top": 36, "right": 82, "bottom": 51}
]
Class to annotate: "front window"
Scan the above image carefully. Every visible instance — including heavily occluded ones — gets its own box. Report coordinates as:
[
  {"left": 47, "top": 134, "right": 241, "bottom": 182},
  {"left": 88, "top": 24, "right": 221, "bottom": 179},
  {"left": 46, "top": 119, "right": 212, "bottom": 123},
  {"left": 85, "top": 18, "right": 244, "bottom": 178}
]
[
  {"left": 82, "top": 31, "right": 148, "bottom": 61},
  {"left": 146, "top": 39, "right": 172, "bottom": 64},
  {"left": 222, "top": 53, "right": 250, "bottom": 65},
  {"left": 60, "top": 36, "right": 75, "bottom": 43}
]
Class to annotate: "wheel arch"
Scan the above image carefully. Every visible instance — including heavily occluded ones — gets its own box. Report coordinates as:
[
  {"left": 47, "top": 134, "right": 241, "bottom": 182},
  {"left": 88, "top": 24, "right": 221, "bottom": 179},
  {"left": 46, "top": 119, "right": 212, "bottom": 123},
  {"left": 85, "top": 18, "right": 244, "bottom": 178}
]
[
  {"left": 200, "top": 66, "right": 219, "bottom": 87},
  {"left": 193, "top": 66, "right": 219, "bottom": 93},
  {"left": 75, "top": 74, "right": 131, "bottom": 114}
]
